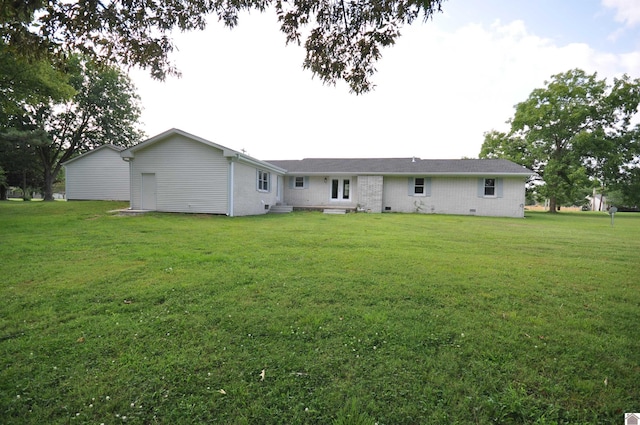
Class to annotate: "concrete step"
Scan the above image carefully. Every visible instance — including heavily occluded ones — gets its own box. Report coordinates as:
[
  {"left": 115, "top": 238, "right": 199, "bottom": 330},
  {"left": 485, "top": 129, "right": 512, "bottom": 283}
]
[
  {"left": 323, "top": 209, "right": 347, "bottom": 215},
  {"left": 269, "top": 205, "right": 293, "bottom": 213}
]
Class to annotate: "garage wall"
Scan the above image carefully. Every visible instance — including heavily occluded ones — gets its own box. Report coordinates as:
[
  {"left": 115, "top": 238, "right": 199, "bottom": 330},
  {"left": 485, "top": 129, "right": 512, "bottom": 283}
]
[
  {"left": 65, "top": 146, "right": 129, "bottom": 201},
  {"left": 129, "top": 134, "right": 229, "bottom": 213}
]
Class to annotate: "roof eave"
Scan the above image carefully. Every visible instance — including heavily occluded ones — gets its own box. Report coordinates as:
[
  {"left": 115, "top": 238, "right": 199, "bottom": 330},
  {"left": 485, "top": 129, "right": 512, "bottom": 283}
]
[
  {"left": 282, "top": 171, "right": 533, "bottom": 177},
  {"left": 233, "top": 155, "right": 287, "bottom": 174},
  {"left": 121, "top": 128, "right": 241, "bottom": 159},
  {"left": 62, "top": 144, "right": 123, "bottom": 165}
]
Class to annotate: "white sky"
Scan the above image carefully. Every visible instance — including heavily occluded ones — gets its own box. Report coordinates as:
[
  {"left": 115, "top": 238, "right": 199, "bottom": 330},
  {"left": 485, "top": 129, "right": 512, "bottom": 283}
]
[{"left": 129, "top": 0, "right": 640, "bottom": 160}]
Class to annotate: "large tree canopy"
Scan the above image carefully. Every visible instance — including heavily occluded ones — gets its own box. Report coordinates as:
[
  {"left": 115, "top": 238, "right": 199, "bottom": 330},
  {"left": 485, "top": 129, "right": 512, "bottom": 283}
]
[
  {"left": 480, "top": 69, "right": 640, "bottom": 212},
  {"left": 0, "top": 55, "right": 144, "bottom": 200},
  {"left": 0, "top": 42, "right": 74, "bottom": 199},
  {"left": 0, "top": 0, "right": 445, "bottom": 93},
  {"left": 0, "top": 41, "right": 75, "bottom": 125}
]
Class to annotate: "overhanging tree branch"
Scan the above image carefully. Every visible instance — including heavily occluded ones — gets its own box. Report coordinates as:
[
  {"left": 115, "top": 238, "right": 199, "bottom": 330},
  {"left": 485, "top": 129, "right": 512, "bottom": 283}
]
[{"left": 1, "top": 0, "right": 446, "bottom": 94}]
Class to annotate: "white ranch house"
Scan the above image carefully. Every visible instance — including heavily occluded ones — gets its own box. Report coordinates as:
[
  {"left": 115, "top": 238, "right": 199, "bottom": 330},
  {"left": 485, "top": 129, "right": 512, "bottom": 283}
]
[
  {"left": 268, "top": 157, "right": 531, "bottom": 217},
  {"left": 65, "top": 129, "right": 533, "bottom": 218}
]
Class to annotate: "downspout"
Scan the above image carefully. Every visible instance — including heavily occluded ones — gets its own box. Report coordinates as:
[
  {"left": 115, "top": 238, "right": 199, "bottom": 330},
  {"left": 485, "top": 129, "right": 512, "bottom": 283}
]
[
  {"left": 121, "top": 156, "right": 134, "bottom": 209},
  {"left": 228, "top": 160, "right": 234, "bottom": 217},
  {"left": 128, "top": 159, "right": 133, "bottom": 210}
]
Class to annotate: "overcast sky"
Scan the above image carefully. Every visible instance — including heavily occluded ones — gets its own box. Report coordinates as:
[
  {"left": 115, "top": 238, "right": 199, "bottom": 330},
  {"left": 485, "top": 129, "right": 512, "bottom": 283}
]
[{"left": 129, "top": 0, "right": 640, "bottom": 160}]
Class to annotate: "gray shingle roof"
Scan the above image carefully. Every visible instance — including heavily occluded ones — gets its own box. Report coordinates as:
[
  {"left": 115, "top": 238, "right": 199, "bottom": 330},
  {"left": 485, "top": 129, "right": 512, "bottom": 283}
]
[{"left": 265, "top": 158, "right": 532, "bottom": 176}]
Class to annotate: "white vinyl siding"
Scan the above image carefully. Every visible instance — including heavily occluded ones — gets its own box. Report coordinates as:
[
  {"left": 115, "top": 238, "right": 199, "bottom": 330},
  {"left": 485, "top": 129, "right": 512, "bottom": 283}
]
[
  {"left": 129, "top": 134, "right": 228, "bottom": 214},
  {"left": 64, "top": 146, "right": 129, "bottom": 201}
]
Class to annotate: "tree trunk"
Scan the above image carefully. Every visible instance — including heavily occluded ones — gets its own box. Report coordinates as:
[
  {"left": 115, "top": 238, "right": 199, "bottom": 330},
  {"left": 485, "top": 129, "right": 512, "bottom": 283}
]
[
  {"left": 42, "top": 168, "right": 55, "bottom": 201},
  {"left": 0, "top": 185, "right": 6, "bottom": 200},
  {"left": 548, "top": 196, "right": 558, "bottom": 213},
  {"left": 22, "top": 170, "right": 28, "bottom": 199}
]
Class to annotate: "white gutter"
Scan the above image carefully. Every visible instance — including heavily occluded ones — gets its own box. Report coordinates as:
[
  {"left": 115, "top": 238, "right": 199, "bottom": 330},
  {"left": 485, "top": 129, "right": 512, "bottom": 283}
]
[
  {"left": 281, "top": 172, "right": 533, "bottom": 177},
  {"left": 128, "top": 160, "right": 133, "bottom": 210},
  {"left": 231, "top": 153, "right": 287, "bottom": 174}
]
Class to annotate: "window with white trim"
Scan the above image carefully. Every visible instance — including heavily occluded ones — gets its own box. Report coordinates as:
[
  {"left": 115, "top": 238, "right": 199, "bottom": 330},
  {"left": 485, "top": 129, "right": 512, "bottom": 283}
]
[
  {"left": 414, "top": 177, "right": 425, "bottom": 195},
  {"left": 409, "top": 177, "right": 430, "bottom": 197},
  {"left": 484, "top": 178, "right": 496, "bottom": 196},
  {"left": 257, "top": 170, "right": 270, "bottom": 192},
  {"left": 331, "top": 178, "right": 350, "bottom": 200},
  {"left": 289, "top": 176, "right": 308, "bottom": 189}
]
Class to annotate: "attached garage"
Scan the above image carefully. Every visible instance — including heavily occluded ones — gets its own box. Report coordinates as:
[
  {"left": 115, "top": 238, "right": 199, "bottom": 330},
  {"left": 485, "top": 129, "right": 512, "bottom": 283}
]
[{"left": 120, "top": 129, "right": 285, "bottom": 216}]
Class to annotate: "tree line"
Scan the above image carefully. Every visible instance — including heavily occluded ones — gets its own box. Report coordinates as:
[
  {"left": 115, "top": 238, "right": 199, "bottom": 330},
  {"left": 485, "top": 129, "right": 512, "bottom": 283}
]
[{"left": 480, "top": 69, "right": 640, "bottom": 212}]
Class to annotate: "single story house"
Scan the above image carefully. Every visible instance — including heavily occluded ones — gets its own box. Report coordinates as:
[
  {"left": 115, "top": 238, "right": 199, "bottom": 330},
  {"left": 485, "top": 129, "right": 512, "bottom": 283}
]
[
  {"left": 63, "top": 144, "right": 130, "bottom": 201},
  {"left": 66, "top": 129, "right": 533, "bottom": 218},
  {"left": 120, "top": 129, "right": 286, "bottom": 216},
  {"left": 267, "top": 158, "right": 532, "bottom": 218}
]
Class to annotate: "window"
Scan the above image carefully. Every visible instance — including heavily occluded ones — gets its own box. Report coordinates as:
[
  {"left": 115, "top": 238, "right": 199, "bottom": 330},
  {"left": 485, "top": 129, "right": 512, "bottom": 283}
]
[
  {"left": 478, "top": 178, "right": 502, "bottom": 198},
  {"left": 409, "top": 177, "right": 430, "bottom": 197},
  {"left": 258, "top": 170, "right": 270, "bottom": 192},
  {"left": 484, "top": 178, "right": 496, "bottom": 196},
  {"left": 414, "top": 178, "right": 425, "bottom": 195},
  {"left": 289, "top": 176, "right": 308, "bottom": 190}
]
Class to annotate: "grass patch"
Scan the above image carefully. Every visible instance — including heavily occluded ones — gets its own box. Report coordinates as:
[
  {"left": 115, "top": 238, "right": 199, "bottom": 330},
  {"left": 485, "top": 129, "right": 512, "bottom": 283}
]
[{"left": 1, "top": 201, "right": 639, "bottom": 424}]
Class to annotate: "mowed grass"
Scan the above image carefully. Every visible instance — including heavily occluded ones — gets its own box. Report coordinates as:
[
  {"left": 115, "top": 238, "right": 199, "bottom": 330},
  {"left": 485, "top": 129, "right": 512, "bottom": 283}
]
[{"left": 0, "top": 201, "right": 638, "bottom": 424}]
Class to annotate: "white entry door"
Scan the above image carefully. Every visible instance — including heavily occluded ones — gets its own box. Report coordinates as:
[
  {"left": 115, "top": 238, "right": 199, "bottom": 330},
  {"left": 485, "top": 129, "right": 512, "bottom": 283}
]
[
  {"left": 141, "top": 173, "right": 157, "bottom": 210},
  {"left": 330, "top": 178, "right": 351, "bottom": 201}
]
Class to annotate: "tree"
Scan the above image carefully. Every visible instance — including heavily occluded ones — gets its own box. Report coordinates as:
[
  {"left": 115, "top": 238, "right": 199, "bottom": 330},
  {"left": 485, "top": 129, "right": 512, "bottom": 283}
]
[
  {"left": 0, "top": 165, "right": 6, "bottom": 194},
  {"left": 0, "top": 129, "right": 44, "bottom": 200},
  {"left": 611, "top": 163, "right": 640, "bottom": 208},
  {"left": 4, "top": 56, "right": 144, "bottom": 200},
  {"left": 480, "top": 69, "right": 640, "bottom": 213},
  {"left": 0, "top": 41, "right": 75, "bottom": 125},
  {"left": 0, "top": 42, "right": 75, "bottom": 200},
  {"left": 574, "top": 74, "right": 640, "bottom": 208},
  {"left": 480, "top": 130, "right": 531, "bottom": 167},
  {"left": 0, "top": 0, "right": 446, "bottom": 94}
]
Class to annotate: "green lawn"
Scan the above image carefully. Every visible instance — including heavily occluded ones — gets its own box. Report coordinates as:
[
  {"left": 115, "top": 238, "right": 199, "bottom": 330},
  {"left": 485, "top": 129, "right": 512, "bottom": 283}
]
[{"left": 1, "top": 201, "right": 638, "bottom": 424}]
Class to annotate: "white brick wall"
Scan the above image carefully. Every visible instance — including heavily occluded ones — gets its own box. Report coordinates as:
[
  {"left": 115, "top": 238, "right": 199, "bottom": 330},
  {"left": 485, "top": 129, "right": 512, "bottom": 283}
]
[
  {"left": 382, "top": 176, "right": 526, "bottom": 217},
  {"left": 232, "top": 162, "right": 281, "bottom": 216},
  {"left": 282, "top": 176, "right": 358, "bottom": 208}
]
